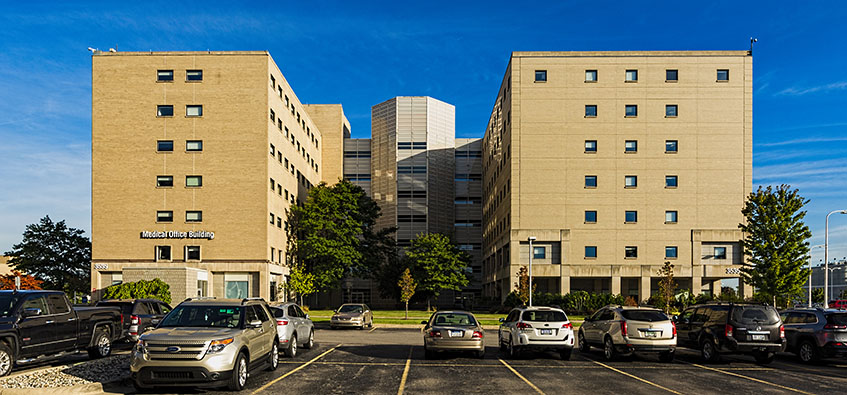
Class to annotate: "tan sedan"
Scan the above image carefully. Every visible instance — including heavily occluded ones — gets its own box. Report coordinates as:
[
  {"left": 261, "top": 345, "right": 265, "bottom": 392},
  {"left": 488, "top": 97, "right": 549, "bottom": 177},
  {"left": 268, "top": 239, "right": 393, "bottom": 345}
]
[{"left": 422, "top": 310, "right": 485, "bottom": 359}]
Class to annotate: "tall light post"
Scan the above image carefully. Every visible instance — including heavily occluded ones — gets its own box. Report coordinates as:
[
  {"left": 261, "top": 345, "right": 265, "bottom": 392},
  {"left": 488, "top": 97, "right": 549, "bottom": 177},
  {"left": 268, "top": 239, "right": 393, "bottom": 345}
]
[
  {"left": 825, "top": 210, "right": 847, "bottom": 308},
  {"left": 827, "top": 266, "right": 838, "bottom": 305},
  {"left": 528, "top": 236, "right": 536, "bottom": 307},
  {"left": 809, "top": 245, "right": 824, "bottom": 307}
]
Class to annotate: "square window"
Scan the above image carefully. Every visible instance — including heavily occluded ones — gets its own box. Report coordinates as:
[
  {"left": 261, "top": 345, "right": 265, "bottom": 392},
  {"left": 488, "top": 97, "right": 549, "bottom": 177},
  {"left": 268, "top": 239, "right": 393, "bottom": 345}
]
[
  {"left": 717, "top": 69, "right": 729, "bottom": 81},
  {"left": 157, "top": 70, "right": 173, "bottom": 82},
  {"left": 270, "top": 144, "right": 275, "bottom": 156},
  {"left": 625, "top": 69, "right": 638, "bottom": 81},
  {"left": 186, "top": 246, "right": 201, "bottom": 261},
  {"left": 156, "top": 176, "right": 173, "bottom": 187},
  {"left": 625, "top": 210, "right": 637, "bottom": 223},
  {"left": 535, "top": 70, "right": 547, "bottom": 82},
  {"left": 585, "top": 246, "right": 597, "bottom": 258},
  {"left": 585, "top": 210, "right": 597, "bottom": 223},
  {"left": 625, "top": 246, "right": 638, "bottom": 258},
  {"left": 186, "top": 105, "right": 203, "bottom": 117},
  {"left": 270, "top": 178, "right": 275, "bottom": 190},
  {"left": 714, "top": 247, "right": 727, "bottom": 259},
  {"left": 156, "top": 246, "right": 171, "bottom": 261},
  {"left": 665, "top": 140, "right": 678, "bottom": 153},
  {"left": 666, "top": 246, "right": 678, "bottom": 259},
  {"left": 625, "top": 140, "right": 638, "bottom": 152},
  {"left": 270, "top": 109, "right": 275, "bottom": 121},
  {"left": 585, "top": 140, "right": 597, "bottom": 153},
  {"left": 186, "top": 70, "right": 203, "bottom": 81},
  {"left": 533, "top": 246, "right": 546, "bottom": 259},
  {"left": 625, "top": 105, "right": 638, "bottom": 117},
  {"left": 665, "top": 175, "right": 678, "bottom": 188},
  {"left": 186, "top": 140, "right": 203, "bottom": 151},
  {"left": 585, "top": 105, "right": 597, "bottom": 117},
  {"left": 186, "top": 175, "right": 202, "bottom": 187},
  {"left": 277, "top": 217, "right": 282, "bottom": 228},
  {"left": 666, "top": 69, "right": 678, "bottom": 81},
  {"left": 156, "top": 210, "right": 173, "bottom": 223},
  {"left": 270, "top": 212, "right": 275, "bottom": 224},
  {"left": 270, "top": 75, "right": 276, "bottom": 88},
  {"left": 157, "top": 140, "right": 174, "bottom": 152},
  {"left": 157, "top": 105, "right": 173, "bottom": 117},
  {"left": 665, "top": 210, "right": 678, "bottom": 223},
  {"left": 186, "top": 211, "right": 202, "bottom": 222},
  {"left": 585, "top": 70, "right": 597, "bottom": 82},
  {"left": 666, "top": 105, "right": 678, "bottom": 117},
  {"left": 625, "top": 176, "right": 637, "bottom": 188},
  {"left": 585, "top": 175, "right": 598, "bottom": 188}
]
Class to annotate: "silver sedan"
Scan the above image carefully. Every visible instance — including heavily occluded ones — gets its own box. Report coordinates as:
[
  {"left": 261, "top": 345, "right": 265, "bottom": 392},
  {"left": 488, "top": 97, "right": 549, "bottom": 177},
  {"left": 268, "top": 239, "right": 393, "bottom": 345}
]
[{"left": 422, "top": 310, "right": 485, "bottom": 359}]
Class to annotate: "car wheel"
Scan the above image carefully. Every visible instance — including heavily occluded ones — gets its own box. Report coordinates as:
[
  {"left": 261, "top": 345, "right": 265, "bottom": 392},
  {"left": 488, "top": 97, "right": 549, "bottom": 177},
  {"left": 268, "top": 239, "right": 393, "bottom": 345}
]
[
  {"left": 508, "top": 336, "right": 520, "bottom": 359},
  {"left": 798, "top": 340, "right": 819, "bottom": 363},
  {"left": 227, "top": 352, "right": 248, "bottom": 391},
  {"left": 578, "top": 331, "right": 590, "bottom": 353},
  {"left": 0, "top": 343, "right": 13, "bottom": 377},
  {"left": 603, "top": 336, "right": 616, "bottom": 361},
  {"left": 87, "top": 329, "right": 112, "bottom": 359},
  {"left": 368, "top": 319, "right": 373, "bottom": 328},
  {"left": 658, "top": 350, "right": 675, "bottom": 363},
  {"left": 303, "top": 330, "right": 315, "bottom": 349},
  {"left": 286, "top": 334, "right": 298, "bottom": 358},
  {"left": 753, "top": 351, "right": 775, "bottom": 365},
  {"left": 560, "top": 348, "right": 572, "bottom": 361},
  {"left": 701, "top": 339, "right": 720, "bottom": 363},
  {"left": 499, "top": 335, "right": 507, "bottom": 352},
  {"left": 132, "top": 379, "right": 148, "bottom": 392},
  {"left": 267, "top": 341, "right": 279, "bottom": 371}
]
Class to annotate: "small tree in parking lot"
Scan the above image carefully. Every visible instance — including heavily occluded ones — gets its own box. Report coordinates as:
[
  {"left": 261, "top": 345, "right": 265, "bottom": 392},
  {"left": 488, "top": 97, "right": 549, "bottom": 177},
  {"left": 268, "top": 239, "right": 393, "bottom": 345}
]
[
  {"left": 514, "top": 266, "right": 534, "bottom": 305},
  {"left": 657, "top": 261, "right": 677, "bottom": 313},
  {"left": 398, "top": 268, "right": 417, "bottom": 319},
  {"left": 287, "top": 264, "right": 317, "bottom": 306}
]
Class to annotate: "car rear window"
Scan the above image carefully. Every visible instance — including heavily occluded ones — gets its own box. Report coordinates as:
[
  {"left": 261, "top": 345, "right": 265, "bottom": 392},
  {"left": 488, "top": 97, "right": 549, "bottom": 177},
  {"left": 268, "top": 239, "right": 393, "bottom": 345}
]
[
  {"left": 270, "top": 307, "right": 285, "bottom": 318},
  {"left": 432, "top": 313, "right": 477, "bottom": 327},
  {"left": 522, "top": 310, "right": 567, "bottom": 322},
  {"left": 826, "top": 313, "right": 847, "bottom": 326},
  {"left": 620, "top": 310, "right": 668, "bottom": 322},
  {"left": 731, "top": 306, "right": 780, "bottom": 325}
]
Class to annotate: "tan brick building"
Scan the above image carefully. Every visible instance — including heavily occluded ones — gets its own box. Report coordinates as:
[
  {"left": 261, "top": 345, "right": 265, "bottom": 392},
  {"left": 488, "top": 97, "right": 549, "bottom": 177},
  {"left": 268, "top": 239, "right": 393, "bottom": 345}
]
[
  {"left": 482, "top": 51, "right": 754, "bottom": 302},
  {"left": 91, "top": 51, "right": 345, "bottom": 303}
]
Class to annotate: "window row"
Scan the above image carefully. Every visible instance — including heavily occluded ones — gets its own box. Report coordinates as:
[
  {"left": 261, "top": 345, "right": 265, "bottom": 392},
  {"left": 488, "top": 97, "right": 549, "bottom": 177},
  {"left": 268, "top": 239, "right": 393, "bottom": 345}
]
[
  {"left": 455, "top": 220, "right": 482, "bottom": 227},
  {"left": 585, "top": 139, "right": 678, "bottom": 153},
  {"left": 269, "top": 178, "right": 295, "bottom": 203},
  {"left": 154, "top": 245, "right": 202, "bottom": 262},
  {"left": 269, "top": 212, "right": 289, "bottom": 229},
  {"left": 398, "top": 165, "right": 426, "bottom": 174},
  {"left": 344, "top": 150, "right": 371, "bottom": 158},
  {"left": 455, "top": 173, "right": 482, "bottom": 182},
  {"left": 398, "top": 142, "right": 427, "bottom": 150},
  {"left": 398, "top": 214, "right": 427, "bottom": 223},
  {"left": 398, "top": 190, "right": 427, "bottom": 198},
  {"left": 157, "top": 69, "right": 203, "bottom": 82},
  {"left": 455, "top": 197, "right": 482, "bottom": 205},
  {"left": 535, "top": 68, "right": 730, "bottom": 83},
  {"left": 582, "top": 210, "right": 678, "bottom": 224},
  {"left": 455, "top": 150, "right": 482, "bottom": 158},
  {"left": 584, "top": 104, "right": 678, "bottom": 118},
  {"left": 584, "top": 175, "right": 679, "bottom": 188},
  {"left": 344, "top": 173, "right": 371, "bottom": 182},
  {"left": 157, "top": 140, "right": 203, "bottom": 152},
  {"left": 156, "top": 175, "right": 203, "bottom": 188},
  {"left": 269, "top": 75, "right": 320, "bottom": 149},
  {"left": 156, "top": 210, "right": 203, "bottom": 223},
  {"left": 582, "top": 245, "right": 727, "bottom": 259},
  {"left": 157, "top": 105, "right": 203, "bottom": 117}
]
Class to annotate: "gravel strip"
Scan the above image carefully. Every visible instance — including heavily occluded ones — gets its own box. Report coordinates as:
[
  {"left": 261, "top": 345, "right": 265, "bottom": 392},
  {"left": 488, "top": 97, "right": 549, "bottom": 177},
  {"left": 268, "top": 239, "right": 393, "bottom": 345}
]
[{"left": 0, "top": 355, "right": 130, "bottom": 389}]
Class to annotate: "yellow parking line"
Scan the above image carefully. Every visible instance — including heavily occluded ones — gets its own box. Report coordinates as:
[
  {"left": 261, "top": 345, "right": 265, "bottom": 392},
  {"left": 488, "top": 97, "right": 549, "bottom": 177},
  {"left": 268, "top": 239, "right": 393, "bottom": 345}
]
[
  {"left": 252, "top": 344, "right": 341, "bottom": 394},
  {"left": 590, "top": 361, "right": 683, "bottom": 394},
  {"left": 397, "top": 347, "right": 413, "bottom": 395},
  {"left": 690, "top": 363, "right": 813, "bottom": 395},
  {"left": 499, "top": 359, "right": 545, "bottom": 394},
  {"left": 369, "top": 327, "right": 378, "bottom": 333}
]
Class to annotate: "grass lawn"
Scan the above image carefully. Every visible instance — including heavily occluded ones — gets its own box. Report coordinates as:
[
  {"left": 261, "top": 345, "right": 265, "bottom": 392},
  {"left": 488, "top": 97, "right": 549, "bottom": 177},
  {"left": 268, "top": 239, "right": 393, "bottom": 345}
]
[{"left": 306, "top": 309, "right": 584, "bottom": 327}]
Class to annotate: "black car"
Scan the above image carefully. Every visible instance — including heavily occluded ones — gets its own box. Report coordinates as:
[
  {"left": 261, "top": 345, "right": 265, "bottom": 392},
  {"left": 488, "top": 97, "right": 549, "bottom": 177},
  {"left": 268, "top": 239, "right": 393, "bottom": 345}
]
[
  {"left": 780, "top": 308, "right": 847, "bottom": 363},
  {"left": 674, "top": 303, "right": 785, "bottom": 364},
  {"left": 95, "top": 299, "right": 172, "bottom": 341}
]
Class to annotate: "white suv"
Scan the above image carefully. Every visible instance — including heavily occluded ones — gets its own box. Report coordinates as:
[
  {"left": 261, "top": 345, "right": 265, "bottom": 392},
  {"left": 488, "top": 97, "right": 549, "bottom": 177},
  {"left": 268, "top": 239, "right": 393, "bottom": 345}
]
[{"left": 498, "top": 306, "right": 575, "bottom": 360}]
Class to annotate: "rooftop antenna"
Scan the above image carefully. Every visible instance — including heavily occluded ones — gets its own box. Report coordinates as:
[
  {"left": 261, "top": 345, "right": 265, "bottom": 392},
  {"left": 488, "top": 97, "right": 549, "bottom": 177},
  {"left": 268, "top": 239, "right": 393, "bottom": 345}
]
[{"left": 749, "top": 37, "right": 758, "bottom": 55}]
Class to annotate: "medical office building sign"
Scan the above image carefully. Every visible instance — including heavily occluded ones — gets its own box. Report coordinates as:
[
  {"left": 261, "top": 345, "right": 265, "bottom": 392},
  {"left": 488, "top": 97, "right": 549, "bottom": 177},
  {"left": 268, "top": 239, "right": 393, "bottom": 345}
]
[{"left": 140, "top": 230, "right": 216, "bottom": 240}]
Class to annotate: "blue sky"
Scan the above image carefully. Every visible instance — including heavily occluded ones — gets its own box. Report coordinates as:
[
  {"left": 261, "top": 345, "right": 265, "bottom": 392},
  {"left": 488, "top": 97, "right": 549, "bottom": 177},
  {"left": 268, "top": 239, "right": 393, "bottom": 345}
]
[{"left": 1, "top": 1, "right": 845, "bottom": 265}]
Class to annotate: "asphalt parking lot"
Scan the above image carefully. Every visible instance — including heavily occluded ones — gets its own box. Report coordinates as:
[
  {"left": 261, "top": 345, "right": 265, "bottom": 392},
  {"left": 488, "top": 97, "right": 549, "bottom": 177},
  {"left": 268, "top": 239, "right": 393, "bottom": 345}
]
[{"left": 135, "top": 328, "right": 847, "bottom": 395}]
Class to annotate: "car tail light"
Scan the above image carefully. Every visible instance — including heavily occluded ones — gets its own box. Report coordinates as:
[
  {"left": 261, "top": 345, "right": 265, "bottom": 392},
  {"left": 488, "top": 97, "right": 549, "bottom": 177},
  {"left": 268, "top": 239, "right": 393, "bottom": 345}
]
[
  {"left": 725, "top": 324, "right": 734, "bottom": 338},
  {"left": 780, "top": 325, "right": 785, "bottom": 339},
  {"left": 562, "top": 322, "right": 573, "bottom": 330},
  {"left": 824, "top": 323, "right": 847, "bottom": 330},
  {"left": 620, "top": 321, "right": 628, "bottom": 337},
  {"left": 472, "top": 331, "right": 483, "bottom": 339},
  {"left": 429, "top": 330, "right": 441, "bottom": 337},
  {"left": 276, "top": 320, "right": 289, "bottom": 326},
  {"left": 131, "top": 315, "right": 140, "bottom": 325},
  {"left": 516, "top": 322, "right": 532, "bottom": 329},
  {"left": 672, "top": 322, "right": 677, "bottom": 338}
]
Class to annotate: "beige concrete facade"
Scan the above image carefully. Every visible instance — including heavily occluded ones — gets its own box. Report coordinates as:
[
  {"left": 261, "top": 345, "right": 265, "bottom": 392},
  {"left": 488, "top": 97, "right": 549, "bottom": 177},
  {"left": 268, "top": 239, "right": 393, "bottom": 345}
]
[
  {"left": 91, "top": 51, "right": 340, "bottom": 303},
  {"left": 482, "top": 51, "right": 754, "bottom": 302},
  {"left": 304, "top": 104, "right": 350, "bottom": 185}
]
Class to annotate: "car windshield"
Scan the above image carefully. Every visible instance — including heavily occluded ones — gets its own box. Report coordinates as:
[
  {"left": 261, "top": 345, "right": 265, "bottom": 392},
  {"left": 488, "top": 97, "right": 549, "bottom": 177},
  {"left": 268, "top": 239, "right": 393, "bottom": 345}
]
[
  {"left": 621, "top": 310, "right": 669, "bottom": 322},
  {"left": 731, "top": 306, "right": 780, "bottom": 325},
  {"left": 826, "top": 313, "right": 847, "bottom": 326},
  {"left": 432, "top": 313, "right": 477, "bottom": 327},
  {"left": 339, "top": 305, "right": 363, "bottom": 314},
  {"left": 0, "top": 294, "right": 20, "bottom": 317},
  {"left": 159, "top": 305, "right": 243, "bottom": 328},
  {"left": 522, "top": 310, "right": 567, "bottom": 322}
]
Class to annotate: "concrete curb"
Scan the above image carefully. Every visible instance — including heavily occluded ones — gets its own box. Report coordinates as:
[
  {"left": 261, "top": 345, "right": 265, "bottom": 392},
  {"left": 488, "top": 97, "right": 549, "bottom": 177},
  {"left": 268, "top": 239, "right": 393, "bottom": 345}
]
[{"left": 0, "top": 381, "right": 108, "bottom": 395}]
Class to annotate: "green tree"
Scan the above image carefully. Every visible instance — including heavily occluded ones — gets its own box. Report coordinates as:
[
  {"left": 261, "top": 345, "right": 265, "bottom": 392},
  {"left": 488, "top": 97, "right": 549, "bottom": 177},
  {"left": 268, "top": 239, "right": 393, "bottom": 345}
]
[
  {"left": 397, "top": 268, "right": 417, "bottom": 319},
  {"left": 287, "top": 265, "right": 317, "bottom": 306},
  {"left": 4, "top": 216, "right": 90, "bottom": 294},
  {"left": 812, "top": 288, "right": 825, "bottom": 304},
  {"left": 102, "top": 278, "right": 171, "bottom": 304},
  {"left": 738, "top": 185, "right": 812, "bottom": 306},
  {"left": 657, "top": 261, "right": 677, "bottom": 313},
  {"left": 405, "top": 233, "right": 470, "bottom": 310}
]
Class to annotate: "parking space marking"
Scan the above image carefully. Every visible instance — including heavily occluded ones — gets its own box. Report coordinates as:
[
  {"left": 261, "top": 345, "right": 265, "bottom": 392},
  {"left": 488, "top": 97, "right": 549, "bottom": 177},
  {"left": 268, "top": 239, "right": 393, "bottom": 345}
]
[
  {"left": 369, "top": 327, "right": 378, "bottom": 333},
  {"left": 397, "top": 346, "right": 413, "bottom": 395},
  {"left": 251, "top": 344, "right": 341, "bottom": 394},
  {"left": 590, "top": 361, "right": 683, "bottom": 394},
  {"left": 689, "top": 363, "right": 813, "bottom": 395},
  {"left": 498, "top": 359, "right": 545, "bottom": 394}
]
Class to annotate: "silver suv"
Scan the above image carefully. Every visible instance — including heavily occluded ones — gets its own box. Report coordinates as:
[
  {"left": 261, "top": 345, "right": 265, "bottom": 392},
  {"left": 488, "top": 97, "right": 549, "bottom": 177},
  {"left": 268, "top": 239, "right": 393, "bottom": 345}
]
[
  {"left": 579, "top": 305, "right": 676, "bottom": 362},
  {"left": 781, "top": 308, "right": 847, "bottom": 363},
  {"left": 269, "top": 303, "right": 315, "bottom": 358},
  {"left": 130, "top": 298, "right": 279, "bottom": 391},
  {"left": 498, "top": 306, "right": 575, "bottom": 360}
]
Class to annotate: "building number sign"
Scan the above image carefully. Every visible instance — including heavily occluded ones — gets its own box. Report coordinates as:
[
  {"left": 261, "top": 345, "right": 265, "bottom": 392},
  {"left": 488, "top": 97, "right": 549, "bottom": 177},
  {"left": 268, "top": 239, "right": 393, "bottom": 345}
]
[{"left": 726, "top": 267, "right": 741, "bottom": 275}]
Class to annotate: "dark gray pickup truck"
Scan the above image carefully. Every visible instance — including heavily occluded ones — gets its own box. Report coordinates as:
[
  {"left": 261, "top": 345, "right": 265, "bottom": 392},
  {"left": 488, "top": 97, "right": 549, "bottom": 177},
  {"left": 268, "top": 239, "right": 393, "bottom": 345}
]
[{"left": 0, "top": 290, "right": 123, "bottom": 376}]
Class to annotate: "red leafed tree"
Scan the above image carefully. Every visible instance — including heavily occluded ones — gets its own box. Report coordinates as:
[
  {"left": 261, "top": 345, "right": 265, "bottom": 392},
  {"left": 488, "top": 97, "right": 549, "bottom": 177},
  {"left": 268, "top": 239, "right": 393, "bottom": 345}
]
[{"left": 0, "top": 271, "right": 43, "bottom": 290}]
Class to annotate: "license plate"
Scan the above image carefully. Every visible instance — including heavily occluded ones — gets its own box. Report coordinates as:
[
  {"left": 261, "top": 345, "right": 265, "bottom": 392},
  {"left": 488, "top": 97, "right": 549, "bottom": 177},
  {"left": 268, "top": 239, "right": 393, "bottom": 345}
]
[
  {"left": 540, "top": 329, "right": 553, "bottom": 335},
  {"left": 752, "top": 334, "right": 768, "bottom": 341},
  {"left": 643, "top": 331, "right": 658, "bottom": 338},
  {"left": 449, "top": 330, "right": 463, "bottom": 337}
]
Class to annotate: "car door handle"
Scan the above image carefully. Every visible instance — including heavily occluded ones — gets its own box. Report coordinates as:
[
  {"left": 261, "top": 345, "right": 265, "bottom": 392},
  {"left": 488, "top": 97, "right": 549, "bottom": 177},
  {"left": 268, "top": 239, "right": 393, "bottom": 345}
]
[
  {"left": 45, "top": 320, "right": 54, "bottom": 324},
  {"left": 67, "top": 318, "right": 77, "bottom": 322}
]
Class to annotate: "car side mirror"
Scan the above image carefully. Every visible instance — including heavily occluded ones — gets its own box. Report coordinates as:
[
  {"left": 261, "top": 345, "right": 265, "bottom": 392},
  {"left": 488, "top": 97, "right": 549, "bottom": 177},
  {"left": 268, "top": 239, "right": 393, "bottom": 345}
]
[
  {"left": 248, "top": 320, "right": 262, "bottom": 328},
  {"left": 21, "top": 308, "right": 41, "bottom": 318},
  {"left": 305, "top": 314, "right": 310, "bottom": 320},
  {"left": 333, "top": 309, "right": 337, "bottom": 313},
  {"left": 420, "top": 320, "right": 427, "bottom": 325},
  {"left": 499, "top": 318, "right": 505, "bottom": 323},
  {"left": 672, "top": 315, "right": 679, "bottom": 321}
]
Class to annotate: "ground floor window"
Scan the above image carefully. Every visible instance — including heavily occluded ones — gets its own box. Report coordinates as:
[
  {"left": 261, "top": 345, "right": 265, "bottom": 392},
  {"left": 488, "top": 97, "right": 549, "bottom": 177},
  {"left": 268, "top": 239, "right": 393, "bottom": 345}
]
[
  {"left": 224, "top": 273, "right": 250, "bottom": 298},
  {"left": 197, "top": 280, "right": 208, "bottom": 297}
]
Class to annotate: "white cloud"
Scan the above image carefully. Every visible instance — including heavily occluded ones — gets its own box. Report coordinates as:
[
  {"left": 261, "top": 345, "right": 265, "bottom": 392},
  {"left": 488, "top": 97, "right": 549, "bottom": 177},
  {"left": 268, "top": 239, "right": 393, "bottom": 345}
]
[{"left": 777, "top": 81, "right": 847, "bottom": 96}]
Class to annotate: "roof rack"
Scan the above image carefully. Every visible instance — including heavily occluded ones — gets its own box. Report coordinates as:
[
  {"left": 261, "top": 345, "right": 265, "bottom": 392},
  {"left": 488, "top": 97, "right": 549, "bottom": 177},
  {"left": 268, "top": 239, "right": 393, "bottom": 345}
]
[
  {"left": 183, "top": 296, "right": 217, "bottom": 302},
  {"left": 242, "top": 297, "right": 266, "bottom": 304}
]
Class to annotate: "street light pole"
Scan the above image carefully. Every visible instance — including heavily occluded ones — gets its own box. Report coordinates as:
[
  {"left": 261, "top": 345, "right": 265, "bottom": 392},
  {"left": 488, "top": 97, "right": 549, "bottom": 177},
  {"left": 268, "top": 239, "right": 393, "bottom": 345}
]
[
  {"left": 825, "top": 210, "right": 847, "bottom": 308},
  {"left": 809, "top": 245, "right": 824, "bottom": 307},
  {"left": 528, "top": 236, "right": 536, "bottom": 307}
]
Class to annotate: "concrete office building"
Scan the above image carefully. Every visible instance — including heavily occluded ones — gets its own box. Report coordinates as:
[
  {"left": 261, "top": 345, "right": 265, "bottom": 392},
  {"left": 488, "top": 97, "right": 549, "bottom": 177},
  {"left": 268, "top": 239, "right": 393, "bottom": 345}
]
[
  {"left": 482, "top": 51, "right": 754, "bottom": 302},
  {"left": 91, "top": 51, "right": 345, "bottom": 303}
]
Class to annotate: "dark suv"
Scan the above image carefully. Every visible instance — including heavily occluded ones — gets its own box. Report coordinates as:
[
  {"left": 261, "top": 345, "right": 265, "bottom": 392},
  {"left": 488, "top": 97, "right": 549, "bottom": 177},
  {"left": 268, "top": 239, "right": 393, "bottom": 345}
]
[
  {"left": 674, "top": 303, "right": 785, "bottom": 364},
  {"left": 780, "top": 308, "right": 847, "bottom": 363},
  {"left": 96, "top": 299, "right": 172, "bottom": 341}
]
